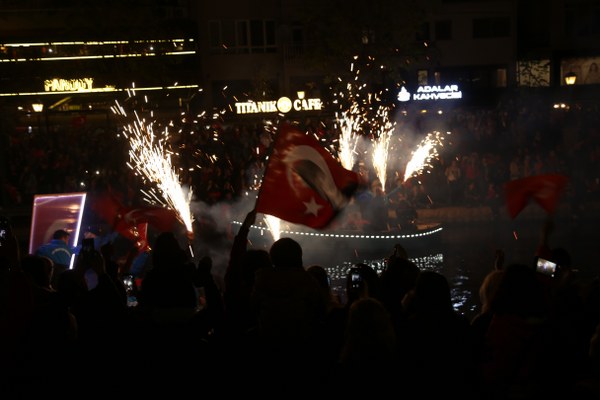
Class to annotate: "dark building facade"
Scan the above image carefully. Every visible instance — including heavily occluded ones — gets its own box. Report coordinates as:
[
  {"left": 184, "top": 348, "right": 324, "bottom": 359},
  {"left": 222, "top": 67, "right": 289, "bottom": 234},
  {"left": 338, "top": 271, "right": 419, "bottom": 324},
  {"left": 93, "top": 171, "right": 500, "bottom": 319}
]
[
  {"left": 0, "top": 0, "right": 200, "bottom": 121},
  {"left": 0, "top": 0, "right": 599, "bottom": 125}
]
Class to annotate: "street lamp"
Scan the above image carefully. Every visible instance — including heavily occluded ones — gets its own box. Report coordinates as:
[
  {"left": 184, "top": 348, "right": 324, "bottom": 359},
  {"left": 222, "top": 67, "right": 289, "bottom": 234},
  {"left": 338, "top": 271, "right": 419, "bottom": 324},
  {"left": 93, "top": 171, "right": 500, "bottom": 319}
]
[
  {"left": 564, "top": 72, "right": 577, "bottom": 85},
  {"left": 31, "top": 102, "right": 44, "bottom": 133}
]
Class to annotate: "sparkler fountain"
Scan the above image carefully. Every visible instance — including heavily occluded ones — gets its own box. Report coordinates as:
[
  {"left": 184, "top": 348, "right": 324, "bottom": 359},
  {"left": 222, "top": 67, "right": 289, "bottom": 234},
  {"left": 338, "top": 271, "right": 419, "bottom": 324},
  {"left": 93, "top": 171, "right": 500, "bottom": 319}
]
[{"left": 111, "top": 89, "right": 195, "bottom": 254}]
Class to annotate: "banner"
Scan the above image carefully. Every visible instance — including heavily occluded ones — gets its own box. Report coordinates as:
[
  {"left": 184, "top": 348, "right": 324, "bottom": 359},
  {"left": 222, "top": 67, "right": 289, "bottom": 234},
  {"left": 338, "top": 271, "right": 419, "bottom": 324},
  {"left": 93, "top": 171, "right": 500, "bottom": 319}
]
[{"left": 29, "top": 192, "right": 87, "bottom": 256}]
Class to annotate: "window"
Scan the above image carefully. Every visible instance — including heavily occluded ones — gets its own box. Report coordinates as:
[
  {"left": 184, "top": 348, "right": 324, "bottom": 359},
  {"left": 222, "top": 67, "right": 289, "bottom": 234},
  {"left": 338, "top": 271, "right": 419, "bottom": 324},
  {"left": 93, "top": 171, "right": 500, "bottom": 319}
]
[
  {"left": 473, "top": 17, "right": 510, "bottom": 38},
  {"left": 237, "top": 21, "right": 249, "bottom": 50},
  {"left": 208, "top": 19, "right": 236, "bottom": 54},
  {"left": 416, "top": 22, "right": 430, "bottom": 41},
  {"left": 417, "top": 69, "right": 428, "bottom": 85},
  {"left": 516, "top": 60, "right": 550, "bottom": 87},
  {"left": 496, "top": 68, "right": 507, "bottom": 87},
  {"left": 209, "top": 21, "right": 221, "bottom": 48},
  {"left": 222, "top": 20, "right": 236, "bottom": 49},
  {"left": 209, "top": 19, "right": 277, "bottom": 54},
  {"left": 434, "top": 20, "right": 452, "bottom": 40},
  {"left": 565, "top": 0, "right": 600, "bottom": 37},
  {"left": 284, "top": 26, "right": 305, "bottom": 60}
]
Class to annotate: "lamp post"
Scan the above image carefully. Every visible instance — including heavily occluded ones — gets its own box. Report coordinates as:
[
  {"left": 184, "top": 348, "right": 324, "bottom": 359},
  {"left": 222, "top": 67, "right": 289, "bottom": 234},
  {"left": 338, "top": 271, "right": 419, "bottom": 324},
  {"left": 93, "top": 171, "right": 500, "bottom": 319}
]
[
  {"left": 32, "top": 102, "right": 44, "bottom": 133},
  {"left": 564, "top": 72, "right": 577, "bottom": 86},
  {"left": 563, "top": 72, "right": 577, "bottom": 110}
]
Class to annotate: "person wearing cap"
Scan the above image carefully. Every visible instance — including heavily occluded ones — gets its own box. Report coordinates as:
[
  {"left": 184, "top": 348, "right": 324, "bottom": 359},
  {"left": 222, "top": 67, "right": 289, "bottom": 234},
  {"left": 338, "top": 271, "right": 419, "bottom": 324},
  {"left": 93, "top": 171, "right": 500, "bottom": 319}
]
[{"left": 35, "top": 229, "right": 75, "bottom": 287}]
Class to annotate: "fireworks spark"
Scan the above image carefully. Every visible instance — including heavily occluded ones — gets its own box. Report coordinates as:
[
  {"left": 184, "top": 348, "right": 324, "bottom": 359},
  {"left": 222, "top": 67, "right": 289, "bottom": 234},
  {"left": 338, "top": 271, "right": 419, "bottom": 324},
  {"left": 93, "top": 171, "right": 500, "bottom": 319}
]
[
  {"left": 333, "top": 55, "right": 397, "bottom": 189},
  {"left": 335, "top": 105, "right": 362, "bottom": 170},
  {"left": 263, "top": 214, "right": 281, "bottom": 241},
  {"left": 371, "top": 106, "right": 396, "bottom": 191},
  {"left": 403, "top": 131, "right": 445, "bottom": 182},
  {"left": 112, "top": 93, "right": 194, "bottom": 234}
]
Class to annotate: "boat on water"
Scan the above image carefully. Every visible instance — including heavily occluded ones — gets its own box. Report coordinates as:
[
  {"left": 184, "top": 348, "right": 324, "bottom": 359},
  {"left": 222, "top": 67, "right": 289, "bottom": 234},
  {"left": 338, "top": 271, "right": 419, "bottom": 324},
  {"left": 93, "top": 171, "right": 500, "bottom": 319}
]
[{"left": 230, "top": 219, "right": 443, "bottom": 265}]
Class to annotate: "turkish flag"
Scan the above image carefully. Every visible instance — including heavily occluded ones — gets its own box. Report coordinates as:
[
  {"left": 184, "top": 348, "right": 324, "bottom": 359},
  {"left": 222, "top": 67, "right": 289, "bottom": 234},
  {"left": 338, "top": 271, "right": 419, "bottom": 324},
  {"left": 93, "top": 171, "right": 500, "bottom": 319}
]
[
  {"left": 120, "top": 206, "right": 178, "bottom": 233},
  {"left": 90, "top": 191, "right": 178, "bottom": 243},
  {"left": 255, "top": 123, "right": 359, "bottom": 229},
  {"left": 89, "top": 191, "right": 124, "bottom": 228},
  {"left": 121, "top": 222, "right": 150, "bottom": 252},
  {"left": 504, "top": 174, "right": 569, "bottom": 219}
]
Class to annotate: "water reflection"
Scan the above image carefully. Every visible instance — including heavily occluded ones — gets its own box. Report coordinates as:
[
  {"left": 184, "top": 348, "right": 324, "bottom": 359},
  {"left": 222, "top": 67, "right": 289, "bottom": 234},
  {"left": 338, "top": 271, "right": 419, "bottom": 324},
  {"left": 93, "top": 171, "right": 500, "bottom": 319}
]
[
  {"left": 326, "top": 216, "right": 600, "bottom": 322},
  {"left": 233, "top": 214, "right": 598, "bottom": 323},
  {"left": 326, "top": 252, "right": 456, "bottom": 311}
]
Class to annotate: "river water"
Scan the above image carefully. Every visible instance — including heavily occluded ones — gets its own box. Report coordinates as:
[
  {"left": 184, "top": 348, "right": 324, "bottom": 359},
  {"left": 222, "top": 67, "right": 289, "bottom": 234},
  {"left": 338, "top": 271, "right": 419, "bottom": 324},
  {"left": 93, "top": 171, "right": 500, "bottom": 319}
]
[{"left": 319, "top": 215, "right": 600, "bottom": 321}]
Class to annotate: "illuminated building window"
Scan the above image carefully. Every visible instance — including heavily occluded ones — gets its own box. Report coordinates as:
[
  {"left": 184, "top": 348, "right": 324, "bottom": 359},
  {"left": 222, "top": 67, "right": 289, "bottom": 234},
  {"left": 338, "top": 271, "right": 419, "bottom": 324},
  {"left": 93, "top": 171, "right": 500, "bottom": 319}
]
[
  {"left": 418, "top": 69, "right": 429, "bottom": 85},
  {"left": 516, "top": 59, "right": 550, "bottom": 87},
  {"left": 496, "top": 68, "right": 507, "bottom": 87}
]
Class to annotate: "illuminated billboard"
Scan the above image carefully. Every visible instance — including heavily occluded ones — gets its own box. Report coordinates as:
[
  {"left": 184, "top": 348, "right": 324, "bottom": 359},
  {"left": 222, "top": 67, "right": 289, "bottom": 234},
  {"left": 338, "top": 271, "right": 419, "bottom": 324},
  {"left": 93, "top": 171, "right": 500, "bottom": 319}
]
[{"left": 29, "top": 192, "right": 87, "bottom": 267}]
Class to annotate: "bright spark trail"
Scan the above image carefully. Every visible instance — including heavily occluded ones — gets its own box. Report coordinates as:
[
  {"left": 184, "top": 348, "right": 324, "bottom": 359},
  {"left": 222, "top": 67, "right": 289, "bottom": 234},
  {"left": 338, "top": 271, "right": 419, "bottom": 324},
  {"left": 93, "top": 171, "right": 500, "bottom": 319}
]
[
  {"left": 333, "top": 55, "right": 397, "bottom": 189},
  {"left": 403, "top": 131, "right": 445, "bottom": 182},
  {"left": 263, "top": 214, "right": 281, "bottom": 242},
  {"left": 371, "top": 106, "right": 396, "bottom": 191},
  {"left": 112, "top": 89, "right": 194, "bottom": 235}
]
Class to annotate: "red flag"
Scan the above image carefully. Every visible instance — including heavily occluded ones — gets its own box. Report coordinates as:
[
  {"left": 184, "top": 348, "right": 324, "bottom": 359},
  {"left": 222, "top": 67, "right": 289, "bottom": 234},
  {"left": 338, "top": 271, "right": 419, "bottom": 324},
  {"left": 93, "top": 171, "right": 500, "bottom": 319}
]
[
  {"left": 90, "top": 192, "right": 179, "bottom": 235},
  {"left": 119, "top": 222, "right": 150, "bottom": 253},
  {"left": 120, "top": 206, "right": 179, "bottom": 233},
  {"left": 89, "top": 192, "right": 127, "bottom": 229},
  {"left": 255, "top": 123, "right": 359, "bottom": 229},
  {"left": 504, "top": 174, "right": 569, "bottom": 219}
]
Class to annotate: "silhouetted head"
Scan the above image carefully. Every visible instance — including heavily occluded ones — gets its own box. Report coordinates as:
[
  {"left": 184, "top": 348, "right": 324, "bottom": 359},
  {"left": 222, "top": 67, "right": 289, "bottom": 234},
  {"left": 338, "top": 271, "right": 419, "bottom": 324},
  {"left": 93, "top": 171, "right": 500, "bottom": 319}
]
[
  {"left": 346, "top": 263, "right": 382, "bottom": 305},
  {"left": 340, "top": 297, "right": 397, "bottom": 365},
  {"left": 307, "top": 264, "right": 329, "bottom": 288},
  {"left": 406, "top": 270, "right": 453, "bottom": 315},
  {"left": 478, "top": 269, "right": 504, "bottom": 313},
  {"left": 152, "top": 231, "right": 187, "bottom": 268},
  {"left": 21, "top": 254, "right": 53, "bottom": 289},
  {"left": 242, "top": 249, "right": 272, "bottom": 284},
  {"left": 269, "top": 237, "right": 303, "bottom": 268},
  {"left": 490, "top": 263, "right": 549, "bottom": 318},
  {"left": 55, "top": 269, "right": 87, "bottom": 305},
  {"left": 52, "top": 229, "right": 70, "bottom": 242},
  {"left": 380, "top": 257, "right": 420, "bottom": 311}
]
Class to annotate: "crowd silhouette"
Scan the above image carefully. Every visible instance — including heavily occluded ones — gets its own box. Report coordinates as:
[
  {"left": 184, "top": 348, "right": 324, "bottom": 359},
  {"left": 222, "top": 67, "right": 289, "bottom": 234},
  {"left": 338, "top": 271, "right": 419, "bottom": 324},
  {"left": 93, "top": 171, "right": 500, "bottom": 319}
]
[
  {"left": 1, "top": 95, "right": 599, "bottom": 220},
  {"left": 1, "top": 97, "right": 600, "bottom": 397},
  {"left": 2, "top": 206, "right": 600, "bottom": 398}
]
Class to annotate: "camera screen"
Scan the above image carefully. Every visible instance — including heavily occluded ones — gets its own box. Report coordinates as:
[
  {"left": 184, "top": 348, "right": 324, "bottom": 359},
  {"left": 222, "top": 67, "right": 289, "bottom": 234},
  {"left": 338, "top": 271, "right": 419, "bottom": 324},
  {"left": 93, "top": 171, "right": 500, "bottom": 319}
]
[
  {"left": 122, "top": 275, "right": 133, "bottom": 289},
  {"left": 536, "top": 258, "right": 557, "bottom": 277},
  {"left": 351, "top": 271, "right": 362, "bottom": 289},
  {"left": 0, "top": 217, "right": 9, "bottom": 246}
]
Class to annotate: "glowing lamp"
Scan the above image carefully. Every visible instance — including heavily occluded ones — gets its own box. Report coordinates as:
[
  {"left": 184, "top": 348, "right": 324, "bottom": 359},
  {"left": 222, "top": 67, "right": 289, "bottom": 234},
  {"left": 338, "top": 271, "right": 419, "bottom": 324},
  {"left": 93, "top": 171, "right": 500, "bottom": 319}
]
[{"left": 564, "top": 72, "right": 577, "bottom": 86}]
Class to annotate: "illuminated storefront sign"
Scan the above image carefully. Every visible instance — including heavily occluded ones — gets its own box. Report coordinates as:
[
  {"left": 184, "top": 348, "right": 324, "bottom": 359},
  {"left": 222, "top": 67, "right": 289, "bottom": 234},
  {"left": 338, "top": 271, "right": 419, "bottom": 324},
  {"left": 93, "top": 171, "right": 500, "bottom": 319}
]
[
  {"left": 235, "top": 94, "right": 323, "bottom": 114},
  {"left": 44, "top": 78, "right": 95, "bottom": 92},
  {"left": 397, "top": 85, "right": 462, "bottom": 102}
]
